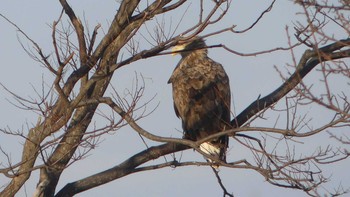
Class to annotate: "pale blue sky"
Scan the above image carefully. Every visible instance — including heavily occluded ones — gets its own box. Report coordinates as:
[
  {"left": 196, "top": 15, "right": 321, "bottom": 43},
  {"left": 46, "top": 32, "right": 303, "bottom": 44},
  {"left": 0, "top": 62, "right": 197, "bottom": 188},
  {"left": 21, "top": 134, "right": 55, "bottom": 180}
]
[{"left": 1, "top": 1, "right": 349, "bottom": 196}]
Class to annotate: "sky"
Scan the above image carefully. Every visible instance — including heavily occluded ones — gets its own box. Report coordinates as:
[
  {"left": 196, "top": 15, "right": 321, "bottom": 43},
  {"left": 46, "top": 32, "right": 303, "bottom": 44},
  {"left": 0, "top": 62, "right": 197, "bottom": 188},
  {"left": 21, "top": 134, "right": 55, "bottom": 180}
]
[{"left": 0, "top": 0, "right": 349, "bottom": 196}]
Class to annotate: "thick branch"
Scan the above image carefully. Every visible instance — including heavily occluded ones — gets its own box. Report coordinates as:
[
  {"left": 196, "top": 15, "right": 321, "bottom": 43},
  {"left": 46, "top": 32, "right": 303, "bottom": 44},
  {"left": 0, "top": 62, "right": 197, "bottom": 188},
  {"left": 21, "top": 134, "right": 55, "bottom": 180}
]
[{"left": 55, "top": 143, "right": 187, "bottom": 197}]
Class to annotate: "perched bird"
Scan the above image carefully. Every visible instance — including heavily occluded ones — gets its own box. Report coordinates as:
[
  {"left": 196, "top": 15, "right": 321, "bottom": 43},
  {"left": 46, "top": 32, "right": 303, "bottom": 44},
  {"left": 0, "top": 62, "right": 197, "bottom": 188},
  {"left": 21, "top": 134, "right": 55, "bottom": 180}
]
[{"left": 168, "top": 36, "right": 231, "bottom": 163}]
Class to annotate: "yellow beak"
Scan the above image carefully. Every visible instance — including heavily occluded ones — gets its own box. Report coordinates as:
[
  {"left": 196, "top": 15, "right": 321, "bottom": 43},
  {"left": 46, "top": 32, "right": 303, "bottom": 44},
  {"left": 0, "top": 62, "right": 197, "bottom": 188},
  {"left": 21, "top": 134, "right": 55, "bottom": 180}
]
[{"left": 171, "top": 45, "right": 185, "bottom": 56}]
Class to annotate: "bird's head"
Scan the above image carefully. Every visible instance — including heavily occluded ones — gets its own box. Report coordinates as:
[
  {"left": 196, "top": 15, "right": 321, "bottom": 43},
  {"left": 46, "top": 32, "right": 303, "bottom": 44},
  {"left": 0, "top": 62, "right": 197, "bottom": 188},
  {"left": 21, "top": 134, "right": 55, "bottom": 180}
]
[{"left": 172, "top": 36, "right": 207, "bottom": 57}]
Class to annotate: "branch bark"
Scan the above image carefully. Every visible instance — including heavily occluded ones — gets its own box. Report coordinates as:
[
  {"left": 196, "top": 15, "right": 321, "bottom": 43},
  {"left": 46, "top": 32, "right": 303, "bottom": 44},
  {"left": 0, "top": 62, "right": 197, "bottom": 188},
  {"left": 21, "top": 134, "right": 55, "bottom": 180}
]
[{"left": 55, "top": 143, "right": 187, "bottom": 197}]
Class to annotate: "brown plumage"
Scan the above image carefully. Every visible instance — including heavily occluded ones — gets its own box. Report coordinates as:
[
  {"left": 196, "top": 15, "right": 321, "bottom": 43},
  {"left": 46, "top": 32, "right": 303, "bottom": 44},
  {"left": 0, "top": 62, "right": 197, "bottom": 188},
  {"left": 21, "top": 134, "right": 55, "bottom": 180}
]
[{"left": 168, "top": 37, "right": 231, "bottom": 162}]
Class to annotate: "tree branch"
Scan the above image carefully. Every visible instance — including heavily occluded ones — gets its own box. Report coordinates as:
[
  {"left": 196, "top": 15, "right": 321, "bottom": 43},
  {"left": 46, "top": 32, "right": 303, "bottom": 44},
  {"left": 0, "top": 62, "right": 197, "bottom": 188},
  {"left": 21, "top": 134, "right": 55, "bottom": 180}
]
[
  {"left": 55, "top": 143, "right": 187, "bottom": 197},
  {"left": 231, "top": 38, "right": 350, "bottom": 128}
]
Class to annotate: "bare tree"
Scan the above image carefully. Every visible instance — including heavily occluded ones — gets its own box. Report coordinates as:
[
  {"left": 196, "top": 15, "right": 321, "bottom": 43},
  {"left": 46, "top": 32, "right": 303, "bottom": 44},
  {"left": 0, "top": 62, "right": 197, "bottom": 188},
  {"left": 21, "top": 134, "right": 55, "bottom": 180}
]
[{"left": 0, "top": 0, "right": 349, "bottom": 196}]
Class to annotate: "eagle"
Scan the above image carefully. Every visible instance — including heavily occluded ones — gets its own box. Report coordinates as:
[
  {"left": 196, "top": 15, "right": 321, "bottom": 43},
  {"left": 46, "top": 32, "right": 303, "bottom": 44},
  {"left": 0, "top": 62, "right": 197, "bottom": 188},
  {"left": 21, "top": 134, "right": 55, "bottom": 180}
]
[{"left": 168, "top": 37, "right": 231, "bottom": 163}]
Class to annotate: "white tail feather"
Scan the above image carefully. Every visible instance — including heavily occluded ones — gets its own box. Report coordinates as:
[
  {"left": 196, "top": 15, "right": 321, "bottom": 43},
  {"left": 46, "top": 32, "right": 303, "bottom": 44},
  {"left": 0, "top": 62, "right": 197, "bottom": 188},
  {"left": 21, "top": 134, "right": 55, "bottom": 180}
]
[{"left": 199, "top": 142, "right": 220, "bottom": 160}]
